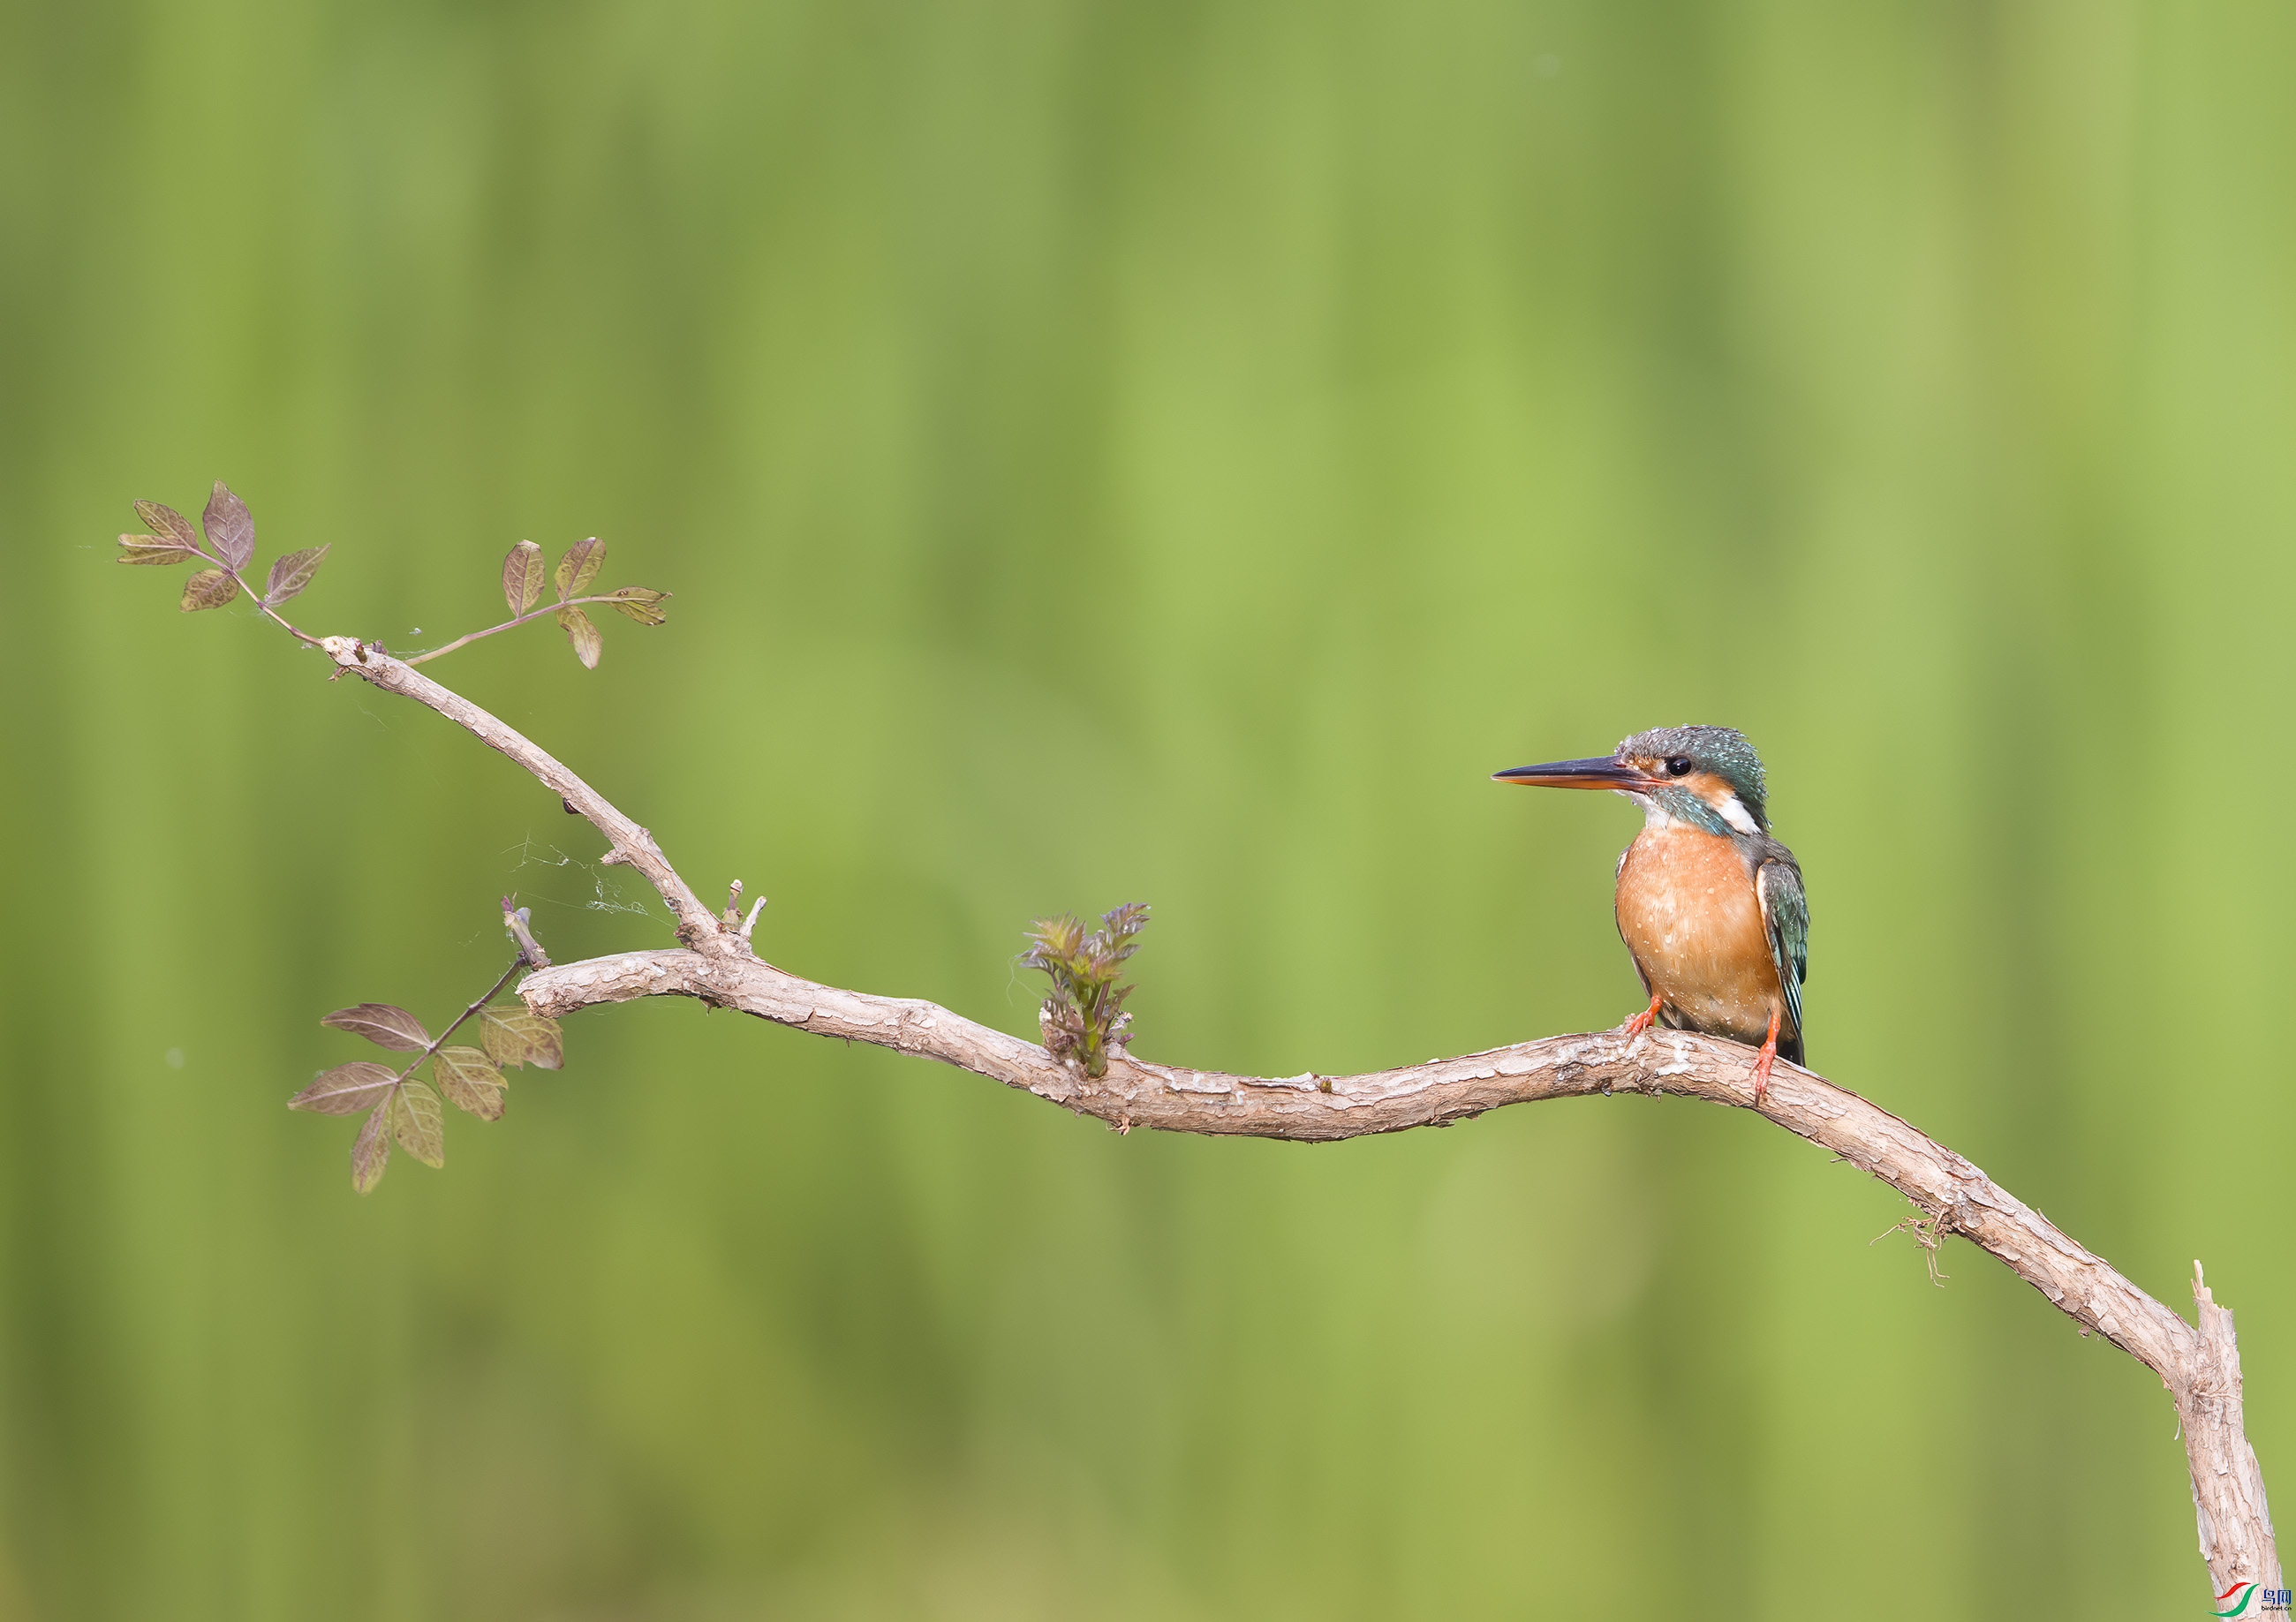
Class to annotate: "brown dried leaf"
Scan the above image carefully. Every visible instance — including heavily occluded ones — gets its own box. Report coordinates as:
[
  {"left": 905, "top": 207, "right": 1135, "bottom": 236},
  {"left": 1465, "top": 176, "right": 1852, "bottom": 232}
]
[
  {"left": 477, "top": 1004, "right": 525, "bottom": 1066},
  {"left": 603, "top": 585, "right": 668, "bottom": 625},
  {"left": 351, "top": 1098, "right": 393, "bottom": 1194},
  {"left": 479, "top": 1004, "right": 563, "bottom": 1070},
  {"left": 392, "top": 1079, "right": 445, "bottom": 1168},
  {"left": 135, "top": 500, "right": 200, "bottom": 549},
  {"left": 264, "top": 545, "right": 329, "bottom": 607},
  {"left": 180, "top": 568, "right": 237, "bottom": 612},
  {"left": 558, "top": 606, "right": 601, "bottom": 669},
  {"left": 202, "top": 481, "right": 254, "bottom": 570},
  {"left": 320, "top": 1002, "right": 433, "bottom": 1052},
  {"left": 502, "top": 539, "right": 545, "bottom": 616},
  {"left": 290, "top": 1060, "right": 402, "bottom": 1115},
  {"left": 552, "top": 537, "right": 605, "bottom": 600},
  {"left": 433, "top": 1045, "right": 505, "bottom": 1120},
  {"left": 117, "top": 535, "right": 199, "bottom": 566}
]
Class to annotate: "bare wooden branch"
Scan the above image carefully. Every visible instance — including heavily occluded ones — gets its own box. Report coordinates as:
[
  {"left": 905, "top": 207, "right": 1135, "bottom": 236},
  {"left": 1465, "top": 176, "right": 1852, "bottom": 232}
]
[
  {"left": 318, "top": 632, "right": 2278, "bottom": 1599},
  {"left": 319, "top": 637, "right": 719, "bottom": 947},
  {"left": 2186, "top": 1264, "right": 2282, "bottom": 1594}
]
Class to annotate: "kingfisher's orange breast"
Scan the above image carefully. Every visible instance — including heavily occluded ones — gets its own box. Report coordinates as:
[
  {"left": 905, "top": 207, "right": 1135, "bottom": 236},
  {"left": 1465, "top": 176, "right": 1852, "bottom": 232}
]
[{"left": 1614, "top": 822, "right": 1785, "bottom": 1047}]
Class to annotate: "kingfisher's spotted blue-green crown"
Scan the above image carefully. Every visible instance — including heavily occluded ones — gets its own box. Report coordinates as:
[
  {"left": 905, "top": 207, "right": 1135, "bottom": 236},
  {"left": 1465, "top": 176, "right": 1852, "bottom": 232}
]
[{"left": 1617, "top": 725, "right": 1770, "bottom": 834}]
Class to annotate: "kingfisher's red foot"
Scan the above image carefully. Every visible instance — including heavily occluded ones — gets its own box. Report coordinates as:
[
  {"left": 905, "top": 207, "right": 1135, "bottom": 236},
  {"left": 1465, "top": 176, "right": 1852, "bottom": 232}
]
[
  {"left": 1621, "top": 992, "right": 1664, "bottom": 1039},
  {"left": 1750, "top": 1007, "right": 1783, "bottom": 1105}
]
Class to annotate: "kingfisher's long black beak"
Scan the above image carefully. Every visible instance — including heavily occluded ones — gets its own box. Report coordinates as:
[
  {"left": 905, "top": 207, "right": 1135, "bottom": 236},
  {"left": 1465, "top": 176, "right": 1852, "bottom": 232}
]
[{"left": 1492, "top": 756, "right": 1651, "bottom": 791}]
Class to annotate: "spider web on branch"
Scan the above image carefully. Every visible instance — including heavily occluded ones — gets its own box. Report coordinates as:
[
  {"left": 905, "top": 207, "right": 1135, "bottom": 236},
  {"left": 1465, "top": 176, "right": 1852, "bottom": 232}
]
[{"left": 502, "top": 833, "right": 660, "bottom": 919}]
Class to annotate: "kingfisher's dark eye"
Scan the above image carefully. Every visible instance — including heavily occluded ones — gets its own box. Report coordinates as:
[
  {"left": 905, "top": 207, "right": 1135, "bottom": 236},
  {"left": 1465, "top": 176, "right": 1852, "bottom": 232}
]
[{"left": 1665, "top": 756, "right": 1693, "bottom": 777}]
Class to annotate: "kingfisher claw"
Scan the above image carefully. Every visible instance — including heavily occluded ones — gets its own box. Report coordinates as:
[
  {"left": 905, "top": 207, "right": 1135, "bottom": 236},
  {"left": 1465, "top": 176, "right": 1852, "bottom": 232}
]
[
  {"left": 1750, "top": 1007, "right": 1783, "bottom": 1106},
  {"left": 1621, "top": 992, "right": 1664, "bottom": 1039}
]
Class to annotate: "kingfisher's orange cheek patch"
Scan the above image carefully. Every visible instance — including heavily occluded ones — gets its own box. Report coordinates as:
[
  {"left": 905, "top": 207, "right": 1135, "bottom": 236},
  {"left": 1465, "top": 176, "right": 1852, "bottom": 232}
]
[{"left": 1679, "top": 770, "right": 1762, "bottom": 834}]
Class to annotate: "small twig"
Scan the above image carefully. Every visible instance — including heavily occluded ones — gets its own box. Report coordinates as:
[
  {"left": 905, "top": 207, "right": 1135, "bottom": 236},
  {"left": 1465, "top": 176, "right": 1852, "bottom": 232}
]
[
  {"left": 182, "top": 539, "right": 326, "bottom": 647},
  {"left": 502, "top": 897, "right": 552, "bottom": 969},
  {"left": 389, "top": 954, "right": 529, "bottom": 1087},
  {"left": 401, "top": 592, "right": 668, "bottom": 668},
  {"left": 738, "top": 893, "right": 767, "bottom": 944}
]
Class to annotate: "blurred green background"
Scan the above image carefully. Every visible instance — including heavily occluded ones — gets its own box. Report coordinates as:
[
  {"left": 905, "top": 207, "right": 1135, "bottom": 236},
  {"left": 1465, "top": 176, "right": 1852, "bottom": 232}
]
[{"left": 4, "top": 0, "right": 2294, "bottom": 1616}]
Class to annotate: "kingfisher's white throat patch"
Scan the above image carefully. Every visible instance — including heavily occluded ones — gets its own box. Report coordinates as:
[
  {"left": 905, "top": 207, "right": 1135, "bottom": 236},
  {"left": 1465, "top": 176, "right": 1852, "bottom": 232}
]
[{"left": 1625, "top": 790, "right": 1674, "bottom": 833}]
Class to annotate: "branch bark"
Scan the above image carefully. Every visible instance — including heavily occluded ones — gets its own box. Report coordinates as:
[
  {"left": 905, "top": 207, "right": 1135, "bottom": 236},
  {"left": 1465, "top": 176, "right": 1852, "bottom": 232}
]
[
  {"left": 317, "top": 633, "right": 2278, "bottom": 1600},
  {"left": 318, "top": 636, "right": 718, "bottom": 947}
]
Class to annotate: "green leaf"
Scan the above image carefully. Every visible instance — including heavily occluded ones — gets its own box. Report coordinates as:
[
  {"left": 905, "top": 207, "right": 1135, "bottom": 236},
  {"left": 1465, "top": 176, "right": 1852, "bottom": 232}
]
[
  {"left": 202, "top": 481, "right": 254, "bottom": 570},
  {"left": 351, "top": 1098, "right": 392, "bottom": 1194},
  {"left": 502, "top": 539, "right": 545, "bottom": 616},
  {"left": 117, "top": 534, "right": 198, "bottom": 566},
  {"left": 264, "top": 545, "right": 329, "bottom": 607},
  {"left": 180, "top": 568, "right": 237, "bottom": 612},
  {"left": 320, "top": 1002, "right": 433, "bottom": 1052},
  {"left": 553, "top": 537, "right": 605, "bottom": 601},
  {"left": 1023, "top": 903, "right": 1149, "bottom": 1079},
  {"left": 290, "top": 1060, "right": 401, "bottom": 1115},
  {"left": 603, "top": 586, "right": 668, "bottom": 625},
  {"left": 479, "top": 1004, "right": 563, "bottom": 1070},
  {"left": 392, "top": 1078, "right": 445, "bottom": 1168},
  {"left": 135, "top": 500, "right": 199, "bottom": 549},
  {"left": 558, "top": 606, "right": 601, "bottom": 669},
  {"left": 433, "top": 1045, "right": 505, "bottom": 1120}
]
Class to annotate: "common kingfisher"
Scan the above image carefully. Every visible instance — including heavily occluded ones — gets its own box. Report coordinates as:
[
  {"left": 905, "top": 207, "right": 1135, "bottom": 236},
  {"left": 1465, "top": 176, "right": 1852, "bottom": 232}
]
[{"left": 1494, "top": 726, "right": 1809, "bottom": 1103}]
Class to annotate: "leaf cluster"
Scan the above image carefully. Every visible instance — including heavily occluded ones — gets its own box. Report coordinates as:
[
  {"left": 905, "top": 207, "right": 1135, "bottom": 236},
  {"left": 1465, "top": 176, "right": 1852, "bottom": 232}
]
[
  {"left": 110, "top": 487, "right": 668, "bottom": 1197},
  {"left": 118, "top": 480, "right": 671, "bottom": 677},
  {"left": 1022, "top": 903, "right": 1150, "bottom": 1077},
  {"left": 289, "top": 992, "right": 564, "bottom": 1194},
  {"left": 499, "top": 537, "right": 668, "bottom": 669},
  {"left": 117, "top": 483, "right": 329, "bottom": 618}
]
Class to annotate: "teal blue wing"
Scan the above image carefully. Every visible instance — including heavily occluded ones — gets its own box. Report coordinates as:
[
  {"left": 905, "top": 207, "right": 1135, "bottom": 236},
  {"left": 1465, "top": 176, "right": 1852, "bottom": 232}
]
[{"left": 1756, "top": 857, "right": 1809, "bottom": 1064}]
